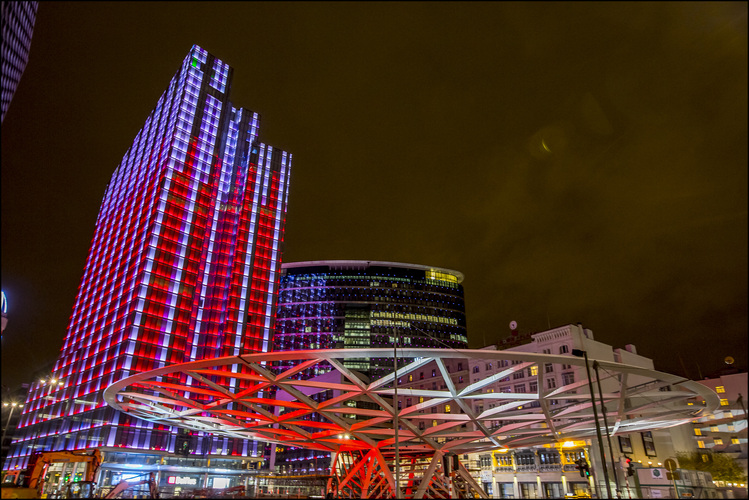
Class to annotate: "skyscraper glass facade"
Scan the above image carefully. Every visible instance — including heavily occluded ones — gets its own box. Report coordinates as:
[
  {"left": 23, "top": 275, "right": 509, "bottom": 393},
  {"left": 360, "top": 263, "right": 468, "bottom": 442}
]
[
  {"left": 274, "top": 261, "right": 467, "bottom": 378},
  {"left": 5, "top": 45, "right": 292, "bottom": 480},
  {"left": 1, "top": 1, "right": 37, "bottom": 122},
  {"left": 271, "top": 260, "right": 467, "bottom": 475}
]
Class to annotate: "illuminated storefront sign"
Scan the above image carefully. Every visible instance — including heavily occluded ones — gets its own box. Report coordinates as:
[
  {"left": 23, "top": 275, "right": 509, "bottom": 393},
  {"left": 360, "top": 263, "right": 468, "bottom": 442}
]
[
  {"left": 212, "top": 478, "right": 231, "bottom": 488},
  {"left": 167, "top": 476, "right": 198, "bottom": 486}
]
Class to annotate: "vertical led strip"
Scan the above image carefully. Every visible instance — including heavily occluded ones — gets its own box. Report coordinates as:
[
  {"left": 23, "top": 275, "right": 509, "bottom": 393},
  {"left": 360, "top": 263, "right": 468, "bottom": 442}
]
[{"left": 263, "top": 150, "right": 291, "bottom": 351}]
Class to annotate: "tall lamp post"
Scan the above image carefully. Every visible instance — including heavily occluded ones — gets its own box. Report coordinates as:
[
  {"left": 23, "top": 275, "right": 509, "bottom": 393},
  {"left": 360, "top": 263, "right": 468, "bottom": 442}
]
[
  {"left": 594, "top": 360, "right": 622, "bottom": 498},
  {"left": 2, "top": 401, "right": 21, "bottom": 469},
  {"left": 572, "top": 348, "right": 612, "bottom": 498},
  {"left": 2, "top": 402, "right": 20, "bottom": 444},
  {"left": 393, "top": 331, "right": 401, "bottom": 499}
]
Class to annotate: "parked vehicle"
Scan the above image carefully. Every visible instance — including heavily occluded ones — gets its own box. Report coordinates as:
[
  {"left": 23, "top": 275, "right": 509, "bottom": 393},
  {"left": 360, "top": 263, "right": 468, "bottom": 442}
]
[{"left": 0, "top": 449, "right": 101, "bottom": 499}]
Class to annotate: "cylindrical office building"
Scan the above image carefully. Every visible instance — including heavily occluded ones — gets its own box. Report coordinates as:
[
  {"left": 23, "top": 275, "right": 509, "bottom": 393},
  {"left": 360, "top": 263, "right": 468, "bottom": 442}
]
[
  {"left": 270, "top": 260, "right": 468, "bottom": 479},
  {"left": 273, "top": 260, "right": 468, "bottom": 380}
]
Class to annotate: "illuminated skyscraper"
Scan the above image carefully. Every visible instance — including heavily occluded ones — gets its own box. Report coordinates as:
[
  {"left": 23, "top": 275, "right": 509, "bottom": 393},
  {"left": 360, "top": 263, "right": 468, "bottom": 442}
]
[
  {"left": 1, "top": 291, "right": 7, "bottom": 333},
  {"left": 1, "top": 1, "right": 37, "bottom": 123},
  {"left": 6, "top": 45, "right": 292, "bottom": 491}
]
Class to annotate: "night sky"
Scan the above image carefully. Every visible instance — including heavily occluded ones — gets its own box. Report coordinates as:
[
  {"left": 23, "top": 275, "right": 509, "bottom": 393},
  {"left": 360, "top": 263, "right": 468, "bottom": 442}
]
[{"left": 2, "top": 2, "right": 746, "bottom": 391}]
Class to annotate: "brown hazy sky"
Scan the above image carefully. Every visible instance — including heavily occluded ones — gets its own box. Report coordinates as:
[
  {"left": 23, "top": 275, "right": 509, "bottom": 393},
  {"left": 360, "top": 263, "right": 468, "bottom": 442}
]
[{"left": 2, "top": 2, "right": 747, "bottom": 390}]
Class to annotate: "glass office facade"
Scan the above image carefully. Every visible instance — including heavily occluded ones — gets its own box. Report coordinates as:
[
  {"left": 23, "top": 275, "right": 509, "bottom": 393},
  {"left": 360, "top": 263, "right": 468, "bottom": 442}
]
[
  {"left": 5, "top": 45, "right": 292, "bottom": 475},
  {"left": 272, "top": 260, "right": 467, "bottom": 475},
  {"left": 273, "top": 261, "right": 467, "bottom": 379},
  {"left": 1, "top": 1, "right": 37, "bottom": 122}
]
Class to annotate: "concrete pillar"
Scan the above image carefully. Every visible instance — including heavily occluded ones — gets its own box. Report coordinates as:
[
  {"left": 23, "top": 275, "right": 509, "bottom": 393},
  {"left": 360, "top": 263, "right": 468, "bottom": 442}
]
[
  {"left": 562, "top": 474, "right": 569, "bottom": 496},
  {"left": 537, "top": 474, "right": 544, "bottom": 498},
  {"left": 535, "top": 451, "right": 545, "bottom": 499}
]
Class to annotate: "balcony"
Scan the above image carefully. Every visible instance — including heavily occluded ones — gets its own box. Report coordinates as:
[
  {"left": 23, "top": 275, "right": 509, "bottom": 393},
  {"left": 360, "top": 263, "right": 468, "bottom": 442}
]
[{"left": 538, "top": 464, "right": 562, "bottom": 472}]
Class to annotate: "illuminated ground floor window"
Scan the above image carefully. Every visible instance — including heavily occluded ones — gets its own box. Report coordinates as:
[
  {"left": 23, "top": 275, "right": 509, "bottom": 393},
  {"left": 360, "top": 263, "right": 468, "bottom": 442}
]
[
  {"left": 570, "top": 482, "right": 591, "bottom": 497},
  {"left": 519, "top": 482, "right": 538, "bottom": 498},
  {"left": 482, "top": 481, "right": 492, "bottom": 495},
  {"left": 543, "top": 482, "right": 564, "bottom": 498},
  {"left": 496, "top": 483, "right": 515, "bottom": 498}
]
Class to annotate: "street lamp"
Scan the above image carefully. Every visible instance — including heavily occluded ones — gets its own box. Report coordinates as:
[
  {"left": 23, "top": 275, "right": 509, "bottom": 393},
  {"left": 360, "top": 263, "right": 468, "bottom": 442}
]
[
  {"left": 572, "top": 348, "right": 613, "bottom": 498},
  {"left": 39, "top": 378, "right": 64, "bottom": 388},
  {"left": 2, "top": 402, "right": 22, "bottom": 449},
  {"left": 29, "top": 375, "right": 65, "bottom": 454}
]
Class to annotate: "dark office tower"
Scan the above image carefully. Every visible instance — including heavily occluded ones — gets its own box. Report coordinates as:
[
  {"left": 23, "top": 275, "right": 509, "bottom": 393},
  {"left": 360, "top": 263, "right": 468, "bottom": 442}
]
[
  {"left": 273, "top": 260, "right": 467, "bottom": 380},
  {"left": 1, "top": 1, "right": 37, "bottom": 122},
  {"left": 5, "top": 45, "right": 292, "bottom": 489}
]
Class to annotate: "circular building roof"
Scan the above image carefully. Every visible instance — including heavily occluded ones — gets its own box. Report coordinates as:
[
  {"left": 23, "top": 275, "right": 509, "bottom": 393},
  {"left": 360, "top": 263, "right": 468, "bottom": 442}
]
[{"left": 281, "top": 260, "right": 465, "bottom": 284}]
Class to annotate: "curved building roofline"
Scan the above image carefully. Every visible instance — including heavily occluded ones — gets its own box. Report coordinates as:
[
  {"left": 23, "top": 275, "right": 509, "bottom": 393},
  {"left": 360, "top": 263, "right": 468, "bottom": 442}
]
[{"left": 281, "top": 260, "right": 465, "bottom": 284}]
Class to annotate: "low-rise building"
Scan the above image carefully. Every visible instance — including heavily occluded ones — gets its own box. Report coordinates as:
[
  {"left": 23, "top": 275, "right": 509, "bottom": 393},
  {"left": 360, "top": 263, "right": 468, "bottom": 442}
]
[
  {"left": 457, "top": 323, "right": 730, "bottom": 499},
  {"left": 670, "top": 371, "right": 749, "bottom": 499}
]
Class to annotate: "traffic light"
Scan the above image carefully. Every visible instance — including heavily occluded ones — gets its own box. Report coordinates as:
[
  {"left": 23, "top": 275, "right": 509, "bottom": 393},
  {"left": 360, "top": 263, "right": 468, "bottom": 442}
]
[
  {"left": 442, "top": 454, "right": 451, "bottom": 474},
  {"left": 625, "top": 457, "right": 635, "bottom": 477},
  {"left": 441, "top": 453, "right": 460, "bottom": 474},
  {"left": 575, "top": 458, "right": 591, "bottom": 478}
]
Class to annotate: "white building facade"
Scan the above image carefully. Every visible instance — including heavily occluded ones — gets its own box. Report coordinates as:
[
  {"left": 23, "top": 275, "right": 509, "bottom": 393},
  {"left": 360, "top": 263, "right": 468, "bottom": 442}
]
[{"left": 462, "top": 324, "right": 726, "bottom": 499}]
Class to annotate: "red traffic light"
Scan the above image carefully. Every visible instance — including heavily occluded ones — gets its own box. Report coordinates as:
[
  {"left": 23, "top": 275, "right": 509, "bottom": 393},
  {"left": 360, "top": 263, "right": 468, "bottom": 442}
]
[{"left": 624, "top": 457, "right": 636, "bottom": 476}]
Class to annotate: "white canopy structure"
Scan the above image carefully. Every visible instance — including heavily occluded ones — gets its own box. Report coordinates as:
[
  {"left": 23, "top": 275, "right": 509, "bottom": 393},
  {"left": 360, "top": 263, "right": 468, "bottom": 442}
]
[{"left": 104, "top": 348, "right": 719, "bottom": 498}]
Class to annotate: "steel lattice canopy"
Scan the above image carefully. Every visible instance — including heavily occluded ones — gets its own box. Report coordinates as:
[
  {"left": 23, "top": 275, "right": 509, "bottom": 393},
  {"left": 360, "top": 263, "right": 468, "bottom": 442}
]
[{"left": 103, "top": 348, "right": 719, "bottom": 455}]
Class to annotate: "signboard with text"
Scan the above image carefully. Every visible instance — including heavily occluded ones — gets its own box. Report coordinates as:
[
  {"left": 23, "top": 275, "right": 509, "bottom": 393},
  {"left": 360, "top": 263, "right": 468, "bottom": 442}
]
[
  {"left": 167, "top": 476, "right": 199, "bottom": 486},
  {"left": 637, "top": 468, "right": 669, "bottom": 485}
]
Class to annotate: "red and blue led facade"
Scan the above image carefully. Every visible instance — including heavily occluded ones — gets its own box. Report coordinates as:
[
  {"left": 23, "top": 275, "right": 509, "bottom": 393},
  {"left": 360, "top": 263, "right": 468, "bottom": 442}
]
[
  {"left": 5, "top": 45, "right": 292, "bottom": 470},
  {"left": 1, "top": 1, "right": 37, "bottom": 123}
]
